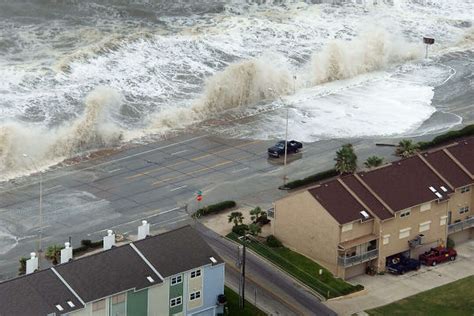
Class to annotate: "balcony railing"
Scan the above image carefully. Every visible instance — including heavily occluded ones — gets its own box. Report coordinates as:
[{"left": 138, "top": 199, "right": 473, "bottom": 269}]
[
  {"left": 448, "top": 217, "right": 474, "bottom": 234},
  {"left": 338, "top": 249, "right": 378, "bottom": 267}
]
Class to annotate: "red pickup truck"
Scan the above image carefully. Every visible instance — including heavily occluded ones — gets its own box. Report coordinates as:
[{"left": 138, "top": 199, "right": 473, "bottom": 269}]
[{"left": 419, "top": 247, "right": 457, "bottom": 266}]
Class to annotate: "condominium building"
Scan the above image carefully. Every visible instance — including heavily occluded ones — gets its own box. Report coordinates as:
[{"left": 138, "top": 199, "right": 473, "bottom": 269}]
[
  {"left": 0, "top": 225, "right": 225, "bottom": 316},
  {"left": 272, "top": 137, "right": 473, "bottom": 279}
]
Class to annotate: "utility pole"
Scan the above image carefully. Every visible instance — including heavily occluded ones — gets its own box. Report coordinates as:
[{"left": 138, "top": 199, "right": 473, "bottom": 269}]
[{"left": 237, "top": 234, "right": 249, "bottom": 309}]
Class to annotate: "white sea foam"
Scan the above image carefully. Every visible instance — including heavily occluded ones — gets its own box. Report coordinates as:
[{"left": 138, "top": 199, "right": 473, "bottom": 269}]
[{"left": 0, "top": 87, "right": 123, "bottom": 180}]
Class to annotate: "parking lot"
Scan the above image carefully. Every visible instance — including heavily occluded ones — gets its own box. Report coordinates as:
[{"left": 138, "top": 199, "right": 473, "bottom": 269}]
[{"left": 325, "top": 240, "right": 474, "bottom": 315}]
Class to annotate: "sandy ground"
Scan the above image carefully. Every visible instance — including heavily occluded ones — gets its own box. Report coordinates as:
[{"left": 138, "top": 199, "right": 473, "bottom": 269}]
[
  {"left": 200, "top": 205, "right": 273, "bottom": 237},
  {"left": 325, "top": 239, "right": 474, "bottom": 315}
]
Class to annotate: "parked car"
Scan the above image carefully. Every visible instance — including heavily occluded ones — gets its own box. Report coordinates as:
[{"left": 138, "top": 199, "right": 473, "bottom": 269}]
[
  {"left": 267, "top": 140, "right": 303, "bottom": 158},
  {"left": 419, "top": 246, "right": 457, "bottom": 266},
  {"left": 386, "top": 256, "right": 420, "bottom": 275}
]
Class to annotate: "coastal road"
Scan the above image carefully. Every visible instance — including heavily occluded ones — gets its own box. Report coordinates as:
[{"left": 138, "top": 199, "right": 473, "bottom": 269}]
[{"left": 0, "top": 50, "right": 471, "bottom": 313}]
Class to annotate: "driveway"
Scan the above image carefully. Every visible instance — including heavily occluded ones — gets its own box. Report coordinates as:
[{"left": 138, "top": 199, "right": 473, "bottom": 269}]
[{"left": 325, "top": 240, "right": 474, "bottom": 315}]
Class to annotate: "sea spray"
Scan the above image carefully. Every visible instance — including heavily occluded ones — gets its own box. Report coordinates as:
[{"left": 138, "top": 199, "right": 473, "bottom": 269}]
[
  {"left": 311, "top": 29, "right": 422, "bottom": 84},
  {"left": 52, "top": 86, "right": 124, "bottom": 156},
  {"left": 0, "top": 87, "right": 124, "bottom": 180},
  {"left": 151, "top": 56, "right": 292, "bottom": 129}
]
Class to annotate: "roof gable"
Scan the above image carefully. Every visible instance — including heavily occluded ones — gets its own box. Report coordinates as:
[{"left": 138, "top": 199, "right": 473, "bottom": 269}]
[
  {"left": 423, "top": 150, "right": 472, "bottom": 188},
  {"left": 308, "top": 179, "right": 372, "bottom": 224},
  {"left": 446, "top": 138, "right": 474, "bottom": 176},
  {"left": 358, "top": 156, "right": 453, "bottom": 211},
  {"left": 133, "top": 225, "right": 223, "bottom": 277}
]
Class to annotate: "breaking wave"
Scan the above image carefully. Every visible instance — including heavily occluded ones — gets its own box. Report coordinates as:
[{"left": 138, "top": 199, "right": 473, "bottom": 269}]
[
  {"left": 0, "top": 87, "right": 123, "bottom": 179},
  {"left": 152, "top": 29, "right": 422, "bottom": 129},
  {"left": 311, "top": 29, "right": 421, "bottom": 84}
]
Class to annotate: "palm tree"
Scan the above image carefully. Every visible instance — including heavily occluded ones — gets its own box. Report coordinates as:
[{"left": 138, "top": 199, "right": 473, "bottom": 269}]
[
  {"left": 228, "top": 211, "right": 244, "bottom": 227},
  {"left": 45, "top": 244, "right": 63, "bottom": 265},
  {"left": 334, "top": 144, "right": 357, "bottom": 174},
  {"left": 395, "top": 139, "right": 419, "bottom": 157},
  {"left": 248, "top": 223, "right": 262, "bottom": 236},
  {"left": 364, "top": 156, "right": 384, "bottom": 168},
  {"left": 250, "top": 207, "right": 262, "bottom": 223}
]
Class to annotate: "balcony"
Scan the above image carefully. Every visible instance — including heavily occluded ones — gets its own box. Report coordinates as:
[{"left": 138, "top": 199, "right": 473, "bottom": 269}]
[
  {"left": 448, "top": 217, "right": 474, "bottom": 234},
  {"left": 338, "top": 249, "right": 379, "bottom": 267}
]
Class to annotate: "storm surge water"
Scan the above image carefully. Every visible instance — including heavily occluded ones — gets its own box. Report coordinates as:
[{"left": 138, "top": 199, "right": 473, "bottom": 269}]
[
  {"left": 1, "top": 0, "right": 473, "bottom": 180},
  {"left": 0, "top": 87, "right": 123, "bottom": 178}
]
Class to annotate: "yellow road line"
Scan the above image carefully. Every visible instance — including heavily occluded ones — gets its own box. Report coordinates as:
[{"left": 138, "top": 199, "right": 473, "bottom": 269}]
[
  {"left": 152, "top": 160, "right": 233, "bottom": 186},
  {"left": 126, "top": 140, "right": 261, "bottom": 180}
]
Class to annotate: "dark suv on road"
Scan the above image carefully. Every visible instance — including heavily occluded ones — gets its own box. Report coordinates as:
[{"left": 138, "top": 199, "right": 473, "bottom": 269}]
[{"left": 267, "top": 140, "right": 303, "bottom": 158}]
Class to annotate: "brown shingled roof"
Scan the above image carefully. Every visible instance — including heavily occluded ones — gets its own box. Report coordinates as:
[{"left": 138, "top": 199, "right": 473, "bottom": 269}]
[
  {"left": 357, "top": 156, "right": 453, "bottom": 212},
  {"left": 341, "top": 174, "right": 393, "bottom": 220},
  {"left": 446, "top": 137, "right": 474, "bottom": 176},
  {"left": 308, "top": 179, "right": 372, "bottom": 224},
  {"left": 423, "top": 150, "right": 472, "bottom": 188}
]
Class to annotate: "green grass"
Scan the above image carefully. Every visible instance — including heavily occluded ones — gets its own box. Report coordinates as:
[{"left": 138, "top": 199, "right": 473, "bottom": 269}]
[
  {"left": 224, "top": 286, "right": 266, "bottom": 316},
  {"left": 227, "top": 232, "right": 363, "bottom": 299},
  {"left": 366, "top": 276, "right": 474, "bottom": 316}
]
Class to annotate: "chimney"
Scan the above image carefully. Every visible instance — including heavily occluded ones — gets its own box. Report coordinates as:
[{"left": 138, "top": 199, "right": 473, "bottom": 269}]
[
  {"left": 137, "top": 220, "right": 150, "bottom": 240},
  {"left": 103, "top": 229, "right": 116, "bottom": 250},
  {"left": 60, "top": 242, "right": 73, "bottom": 264},
  {"left": 26, "top": 252, "right": 38, "bottom": 274}
]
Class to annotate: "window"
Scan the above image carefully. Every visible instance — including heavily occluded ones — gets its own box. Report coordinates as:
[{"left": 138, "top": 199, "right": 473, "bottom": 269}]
[
  {"left": 67, "top": 301, "right": 75, "bottom": 308},
  {"left": 460, "top": 186, "right": 470, "bottom": 193},
  {"left": 92, "top": 299, "right": 106, "bottom": 311},
  {"left": 341, "top": 223, "right": 353, "bottom": 232},
  {"left": 190, "top": 269, "right": 201, "bottom": 278},
  {"left": 383, "top": 234, "right": 390, "bottom": 245},
  {"left": 399, "top": 227, "right": 411, "bottom": 239},
  {"left": 170, "top": 296, "right": 182, "bottom": 307},
  {"left": 440, "top": 215, "right": 448, "bottom": 226},
  {"left": 111, "top": 293, "right": 126, "bottom": 305},
  {"left": 420, "top": 203, "right": 431, "bottom": 212},
  {"left": 171, "top": 275, "right": 182, "bottom": 285},
  {"left": 419, "top": 221, "right": 431, "bottom": 232},
  {"left": 459, "top": 206, "right": 469, "bottom": 214},
  {"left": 190, "top": 291, "right": 201, "bottom": 301},
  {"left": 55, "top": 304, "right": 64, "bottom": 312},
  {"left": 400, "top": 209, "right": 411, "bottom": 218},
  {"left": 267, "top": 207, "right": 275, "bottom": 219}
]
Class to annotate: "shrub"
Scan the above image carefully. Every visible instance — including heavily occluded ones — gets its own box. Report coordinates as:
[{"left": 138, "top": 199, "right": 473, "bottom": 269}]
[
  {"left": 266, "top": 235, "right": 283, "bottom": 248},
  {"left": 248, "top": 223, "right": 262, "bottom": 236},
  {"left": 232, "top": 224, "right": 249, "bottom": 236},
  {"left": 18, "top": 257, "right": 27, "bottom": 275},
  {"left": 195, "top": 201, "right": 236, "bottom": 217},
  {"left": 285, "top": 169, "right": 338, "bottom": 190},
  {"left": 418, "top": 124, "right": 474, "bottom": 150},
  {"left": 81, "top": 239, "right": 92, "bottom": 247},
  {"left": 447, "top": 237, "right": 455, "bottom": 249}
]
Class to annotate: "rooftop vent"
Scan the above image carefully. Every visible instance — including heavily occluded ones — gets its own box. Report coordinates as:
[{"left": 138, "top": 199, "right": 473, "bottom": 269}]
[
  {"left": 138, "top": 220, "right": 150, "bottom": 240},
  {"left": 67, "top": 301, "right": 75, "bottom": 308},
  {"left": 210, "top": 256, "right": 218, "bottom": 264},
  {"left": 360, "top": 210, "right": 370, "bottom": 219},
  {"left": 61, "top": 242, "right": 73, "bottom": 264},
  {"left": 440, "top": 186, "right": 448, "bottom": 192},
  {"left": 103, "top": 230, "right": 116, "bottom": 250},
  {"left": 56, "top": 304, "right": 64, "bottom": 312},
  {"left": 147, "top": 276, "right": 155, "bottom": 283},
  {"left": 26, "top": 252, "right": 38, "bottom": 275}
]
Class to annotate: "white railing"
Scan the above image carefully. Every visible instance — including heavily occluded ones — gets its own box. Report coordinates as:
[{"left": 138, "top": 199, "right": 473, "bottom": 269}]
[
  {"left": 448, "top": 217, "right": 474, "bottom": 234},
  {"left": 338, "top": 249, "right": 378, "bottom": 267}
]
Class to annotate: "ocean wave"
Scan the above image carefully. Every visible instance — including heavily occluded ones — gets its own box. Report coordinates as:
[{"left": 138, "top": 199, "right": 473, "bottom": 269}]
[{"left": 0, "top": 87, "right": 123, "bottom": 180}]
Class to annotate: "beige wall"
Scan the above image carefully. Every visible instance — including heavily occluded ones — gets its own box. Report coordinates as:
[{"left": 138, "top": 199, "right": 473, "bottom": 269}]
[
  {"left": 274, "top": 190, "right": 340, "bottom": 275},
  {"left": 69, "top": 298, "right": 109, "bottom": 316},
  {"left": 187, "top": 270, "right": 203, "bottom": 311},
  {"left": 340, "top": 220, "right": 374, "bottom": 243},
  {"left": 148, "top": 282, "right": 169, "bottom": 316},
  {"left": 448, "top": 186, "right": 472, "bottom": 223},
  {"left": 376, "top": 200, "right": 448, "bottom": 271}
]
